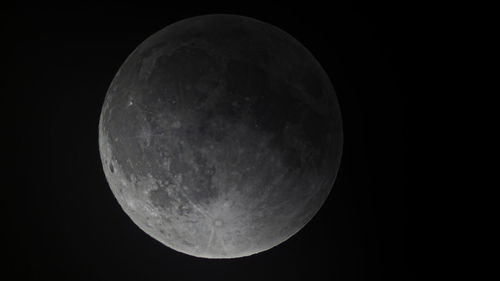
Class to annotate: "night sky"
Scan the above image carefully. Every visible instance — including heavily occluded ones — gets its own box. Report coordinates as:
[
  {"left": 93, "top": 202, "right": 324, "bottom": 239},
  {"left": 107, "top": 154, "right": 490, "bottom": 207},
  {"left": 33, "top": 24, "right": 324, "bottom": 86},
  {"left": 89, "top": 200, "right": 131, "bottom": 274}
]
[{"left": 4, "top": 3, "right": 410, "bottom": 280}]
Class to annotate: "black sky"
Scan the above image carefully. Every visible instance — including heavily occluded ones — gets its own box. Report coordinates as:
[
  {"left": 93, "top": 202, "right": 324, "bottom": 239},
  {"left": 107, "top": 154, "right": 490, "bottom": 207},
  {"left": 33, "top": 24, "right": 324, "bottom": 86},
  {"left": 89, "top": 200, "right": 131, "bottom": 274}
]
[{"left": 4, "top": 2, "right": 410, "bottom": 280}]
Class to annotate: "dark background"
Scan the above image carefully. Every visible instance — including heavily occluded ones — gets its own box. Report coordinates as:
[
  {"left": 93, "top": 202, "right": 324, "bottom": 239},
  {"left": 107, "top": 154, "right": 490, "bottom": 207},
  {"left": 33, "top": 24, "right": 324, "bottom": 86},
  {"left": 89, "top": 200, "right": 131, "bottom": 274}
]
[{"left": 3, "top": 2, "right": 410, "bottom": 280}]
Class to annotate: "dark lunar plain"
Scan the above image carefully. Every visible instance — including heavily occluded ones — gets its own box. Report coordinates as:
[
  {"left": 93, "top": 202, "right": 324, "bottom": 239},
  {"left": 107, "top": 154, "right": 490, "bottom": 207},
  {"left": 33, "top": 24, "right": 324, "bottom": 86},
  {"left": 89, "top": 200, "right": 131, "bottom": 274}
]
[{"left": 4, "top": 2, "right": 411, "bottom": 280}]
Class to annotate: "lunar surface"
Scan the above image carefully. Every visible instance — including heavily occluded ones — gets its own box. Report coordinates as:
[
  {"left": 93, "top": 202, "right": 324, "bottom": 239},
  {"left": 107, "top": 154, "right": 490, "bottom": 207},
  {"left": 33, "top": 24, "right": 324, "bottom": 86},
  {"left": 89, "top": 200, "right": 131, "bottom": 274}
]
[{"left": 99, "top": 14, "right": 343, "bottom": 258}]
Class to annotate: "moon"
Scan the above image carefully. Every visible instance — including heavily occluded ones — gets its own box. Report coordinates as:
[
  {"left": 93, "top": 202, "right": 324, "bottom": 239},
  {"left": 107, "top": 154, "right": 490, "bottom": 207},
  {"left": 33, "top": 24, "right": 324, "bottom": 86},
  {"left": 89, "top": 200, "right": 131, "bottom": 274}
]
[{"left": 99, "top": 14, "right": 342, "bottom": 258}]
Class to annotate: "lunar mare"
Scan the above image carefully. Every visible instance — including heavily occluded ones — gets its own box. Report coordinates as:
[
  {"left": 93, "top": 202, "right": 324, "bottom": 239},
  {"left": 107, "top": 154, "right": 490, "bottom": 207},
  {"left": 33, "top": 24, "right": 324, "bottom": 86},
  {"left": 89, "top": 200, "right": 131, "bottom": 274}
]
[{"left": 99, "top": 14, "right": 342, "bottom": 258}]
